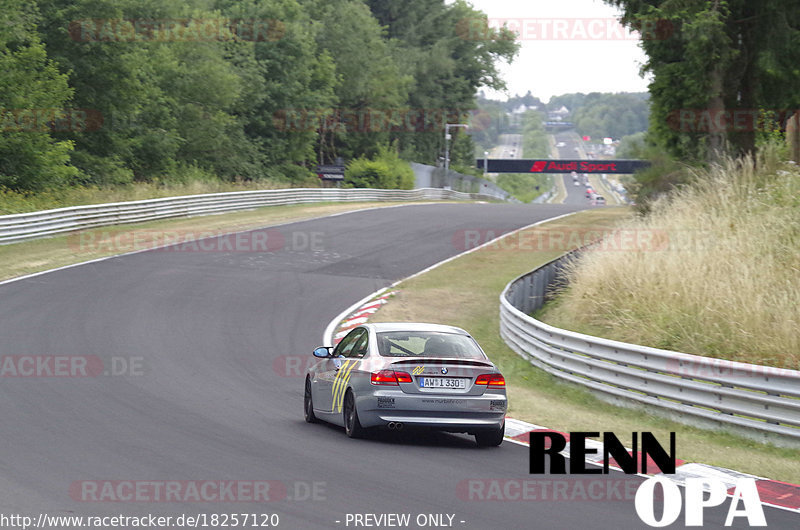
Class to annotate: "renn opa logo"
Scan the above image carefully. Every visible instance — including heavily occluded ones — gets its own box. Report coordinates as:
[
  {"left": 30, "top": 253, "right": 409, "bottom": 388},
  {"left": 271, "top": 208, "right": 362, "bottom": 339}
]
[{"left": 530, "top": 432, "right": 766, "bottom": 527}]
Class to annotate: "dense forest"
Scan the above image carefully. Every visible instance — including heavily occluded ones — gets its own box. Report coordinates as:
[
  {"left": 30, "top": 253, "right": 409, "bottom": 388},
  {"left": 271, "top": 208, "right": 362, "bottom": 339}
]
[{"left": 0, "top": 0, "right": 518, "bottom": 192}]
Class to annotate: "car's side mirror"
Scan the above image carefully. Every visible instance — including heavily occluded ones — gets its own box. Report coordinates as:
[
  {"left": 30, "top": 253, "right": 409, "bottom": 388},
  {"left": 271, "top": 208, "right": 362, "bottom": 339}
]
[{"left": 313, "top": 346, "right": 332, "bottom": 358}]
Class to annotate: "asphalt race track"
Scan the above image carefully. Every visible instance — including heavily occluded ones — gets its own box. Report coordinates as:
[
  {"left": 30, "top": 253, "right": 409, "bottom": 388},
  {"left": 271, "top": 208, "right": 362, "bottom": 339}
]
[
  {"left": 553, "top": 132, "right": 591, "bottom": 207},
  {"left": 0, "top": 203, "right": 795, "bottom": 529}
]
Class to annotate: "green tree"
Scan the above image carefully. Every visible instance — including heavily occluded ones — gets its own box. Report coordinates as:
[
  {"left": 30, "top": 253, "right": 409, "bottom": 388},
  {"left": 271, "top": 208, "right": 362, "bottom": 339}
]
[
  {"left": 0, "top": 0, "right": 78, "bottom": 190},
  {"left": 36, "top": 0, "right": 169, "bottom": 184},
  {"left": 368, "top": 0, "right": 519, "bottom": 164},
  {"left": 219, "top": 0, "right": 337, "bottom": 181},
  {"left": 521, "top": 109, "right": 549, "bottom": 158},
  {"left": 556, "top": 92, "right": 649, "bottom": 140},
  {"left": 606, "top": 0, "right": 800, "bottom": 161},
  {"left": 301, "top": 0, "right": 411, "bottom": 163},
  {"left": 13, "top": 0, "right": 520, "bottom": 192},
  {"left": 471, "top": 95, "right": 510, "bottom": 154}
]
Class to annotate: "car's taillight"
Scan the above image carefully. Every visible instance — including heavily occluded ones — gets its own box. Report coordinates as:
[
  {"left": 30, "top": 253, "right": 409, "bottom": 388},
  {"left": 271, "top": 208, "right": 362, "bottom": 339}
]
[
  {"left": 371, "top": 370, "right": 398, "bottom": 385},
  {"left": 475, "top": 373, "right": 506, "bottom": 387},
  {"left": 371, "top": 370, "right": 413, "bottom": 385}
]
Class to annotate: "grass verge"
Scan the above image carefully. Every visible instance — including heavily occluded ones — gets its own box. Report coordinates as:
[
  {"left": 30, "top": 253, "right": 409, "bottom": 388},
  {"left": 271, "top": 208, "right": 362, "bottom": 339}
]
[
  {"left": 495, "top": 174, "right": 551, "bottom": 203},
  {"left": 539, "top": 151, "right": 800, "bottom": 367},
  {"left": 0, "top": 179, "right": 300, "bottom": 215},
  {"left": 369, "top": 207, "right": 800, "bottom": 483},
  {"left": 548, "top": 174, "right": 568, "bottom": 204},
  {"left": 0, "top": 201, "right": 421, "bottom": 282}
]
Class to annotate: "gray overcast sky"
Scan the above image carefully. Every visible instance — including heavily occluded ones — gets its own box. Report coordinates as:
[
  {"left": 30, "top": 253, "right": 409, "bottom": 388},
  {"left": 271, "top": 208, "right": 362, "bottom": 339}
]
[{"left": 463, "top": 0, "right": 652, "bottom": 102}]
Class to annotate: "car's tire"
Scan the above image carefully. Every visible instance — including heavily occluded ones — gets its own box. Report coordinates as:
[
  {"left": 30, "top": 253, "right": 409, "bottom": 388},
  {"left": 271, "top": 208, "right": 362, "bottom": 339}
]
[
  {"left": 304, "top": 378, "right": 318, "bottom": 423},
  {"left": 475, "top": 421, "right": 505, "bottom": 447},
  {"left": 343, "top": 390, "right": 365, "bottom": 438}
]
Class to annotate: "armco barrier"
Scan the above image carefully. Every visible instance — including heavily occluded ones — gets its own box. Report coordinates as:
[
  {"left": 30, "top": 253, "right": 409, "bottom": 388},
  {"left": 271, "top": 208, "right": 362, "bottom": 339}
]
[
  {"left": 0, "top": 187, "right": 500, "bottom": 245},
  {"left": 499, "top": 251, "right": 800, "bottom": 446}
]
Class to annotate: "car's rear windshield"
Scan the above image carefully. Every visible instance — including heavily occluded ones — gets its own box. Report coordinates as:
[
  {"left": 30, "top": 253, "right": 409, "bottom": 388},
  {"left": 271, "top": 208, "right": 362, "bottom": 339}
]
[{"left": 376, "top": 331, "right": 486, "bottom": 359}]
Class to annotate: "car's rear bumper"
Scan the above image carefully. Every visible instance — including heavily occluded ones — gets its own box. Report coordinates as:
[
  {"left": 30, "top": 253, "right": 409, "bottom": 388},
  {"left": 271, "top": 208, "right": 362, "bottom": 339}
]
[
  {"left": 370, "top": 414, "right": 505, "bottom": 433},
  {"left": 355, "top": 390, "right": 507, "bottom": 431}
]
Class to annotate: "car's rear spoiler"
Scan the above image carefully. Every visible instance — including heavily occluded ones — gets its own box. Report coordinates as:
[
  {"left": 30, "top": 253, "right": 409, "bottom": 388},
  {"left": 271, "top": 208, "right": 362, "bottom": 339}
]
[{"left": 390, "top": 358, "right": 494, "bottom": 368}]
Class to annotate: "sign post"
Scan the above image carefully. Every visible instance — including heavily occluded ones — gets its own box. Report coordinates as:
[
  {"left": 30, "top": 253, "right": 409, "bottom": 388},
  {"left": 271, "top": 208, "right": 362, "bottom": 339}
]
[{"left": 316, "top": 164, "right": 345, "bottom": 182}]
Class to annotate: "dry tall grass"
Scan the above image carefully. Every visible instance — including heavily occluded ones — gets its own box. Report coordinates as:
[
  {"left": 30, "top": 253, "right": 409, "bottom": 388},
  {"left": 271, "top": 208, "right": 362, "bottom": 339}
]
[{"left": 541, "top": 147, "right": 800, "bottom": 368}]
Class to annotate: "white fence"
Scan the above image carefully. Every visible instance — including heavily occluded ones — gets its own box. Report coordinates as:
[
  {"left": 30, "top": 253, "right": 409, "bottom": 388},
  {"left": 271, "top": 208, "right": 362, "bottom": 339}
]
[
  {"left": 499, "top": 252, "right": 800, "bottom": 446},
  {"left": 0, "top": 187, "right": 499, "bottom": 245}
]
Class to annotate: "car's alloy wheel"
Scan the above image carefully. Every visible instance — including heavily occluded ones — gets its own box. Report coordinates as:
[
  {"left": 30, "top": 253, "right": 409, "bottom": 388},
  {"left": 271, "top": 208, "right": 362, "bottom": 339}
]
[
  {"left": 304, "top": 378, "right": 317, "bottom": 423},
  {"left": 343, "top": 391, "right": 364, "bottom": 438}
]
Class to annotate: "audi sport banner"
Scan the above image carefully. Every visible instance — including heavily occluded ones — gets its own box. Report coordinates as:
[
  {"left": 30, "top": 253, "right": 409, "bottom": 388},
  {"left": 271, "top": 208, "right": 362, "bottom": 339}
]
[{"left": 476, "top": 159, "right": 650, "bottom": 174}]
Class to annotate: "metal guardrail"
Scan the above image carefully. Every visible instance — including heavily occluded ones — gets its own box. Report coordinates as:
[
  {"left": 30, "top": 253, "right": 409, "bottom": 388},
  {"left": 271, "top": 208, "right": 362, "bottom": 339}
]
[
  {"left": 0, "top": 187, "right": 500, "bottom": 245},
  {"left": 499, "top": 250, "right": 800, "bottom": 445}
]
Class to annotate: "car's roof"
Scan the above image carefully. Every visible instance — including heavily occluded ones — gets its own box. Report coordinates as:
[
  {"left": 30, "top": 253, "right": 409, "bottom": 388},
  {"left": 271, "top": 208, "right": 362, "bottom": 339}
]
[{"left": 363, "top": 322, "right": 470, "bottom": 336}]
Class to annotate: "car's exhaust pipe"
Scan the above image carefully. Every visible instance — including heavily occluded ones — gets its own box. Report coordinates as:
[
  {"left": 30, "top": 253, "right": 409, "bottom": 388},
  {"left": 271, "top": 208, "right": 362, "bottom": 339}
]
[
  {"left": 388, "top": 422, "right": 396, "bottom": 430},
  {"left": 387, "top": 422, "right": 404, "bottom": 430}
]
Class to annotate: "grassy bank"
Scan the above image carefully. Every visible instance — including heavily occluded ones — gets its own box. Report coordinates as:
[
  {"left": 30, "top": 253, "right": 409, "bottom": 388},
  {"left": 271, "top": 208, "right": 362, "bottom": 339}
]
[
  {"left": 0, "top": 179, "right": 294, "bottom": 215},
  {"left": 539, "top": 150, "right": 799, "bottom": 368},
  {"left": 367, "top": 207, "right": 800, "bottom": 482},
  {"left": 495, "top": 174, "right": 551, "bottom": 203}
]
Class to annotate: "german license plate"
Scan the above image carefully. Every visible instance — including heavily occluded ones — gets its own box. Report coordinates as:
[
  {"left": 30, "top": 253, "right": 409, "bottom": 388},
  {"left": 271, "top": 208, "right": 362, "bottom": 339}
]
[{"left": 419, "top": 377, "right": 466, "bottom": 389}]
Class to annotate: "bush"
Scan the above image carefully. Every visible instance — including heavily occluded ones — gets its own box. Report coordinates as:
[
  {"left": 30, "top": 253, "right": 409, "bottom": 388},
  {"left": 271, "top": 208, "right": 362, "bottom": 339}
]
[
  {"left": 0, "top": 134, "right": 80, "bottom": 191},
  {"left": 621, "top": 140, "right": 687, "bottom": 212},
  {"left": 343, "top": 143, "right": 414, "bottom": 189},
  {"left": 70, "top": 152, "right": 134, "bottom": 187}
]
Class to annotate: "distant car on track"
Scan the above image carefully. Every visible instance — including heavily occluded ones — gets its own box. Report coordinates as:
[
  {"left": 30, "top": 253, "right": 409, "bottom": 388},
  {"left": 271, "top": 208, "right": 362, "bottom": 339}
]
[
  {"left": 591, "top": 195, "right": 606, "bottom": 205},
  {"left": 304, "top": 322, "right": 507, "bottom": 446}
]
